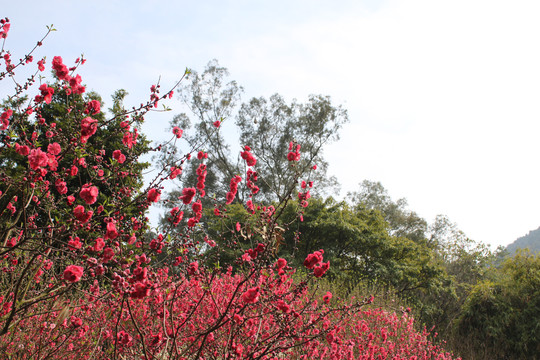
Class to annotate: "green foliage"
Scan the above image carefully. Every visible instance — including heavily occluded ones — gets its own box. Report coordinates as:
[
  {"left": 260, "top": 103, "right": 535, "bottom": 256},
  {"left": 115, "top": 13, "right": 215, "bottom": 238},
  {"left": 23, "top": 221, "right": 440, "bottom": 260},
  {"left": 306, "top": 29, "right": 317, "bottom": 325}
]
[
  {"left": 454, "top": 250, "right": 540, "bottom": 359},
  {"left": 349, "top": 180, "right": 427, "bottom": 242},
  {"left": 279, "top": 197, "right": 444, "bottom": 297}
]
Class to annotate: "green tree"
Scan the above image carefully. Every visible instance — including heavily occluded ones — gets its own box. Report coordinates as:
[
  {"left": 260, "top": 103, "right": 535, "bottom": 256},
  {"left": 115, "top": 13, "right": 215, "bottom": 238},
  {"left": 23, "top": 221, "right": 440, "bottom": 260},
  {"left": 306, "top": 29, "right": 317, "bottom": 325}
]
[
  {"left": 0, "top": 80, "right": 152, "bottom": 260},
  {"left": 278, "top": 197, "right": 444, "bottom": 296},
  {"left": 454, "top": 250, "right": 540, "bottom": 359},
  {"left": 348, "top": 180, "right": 427, "bottom": 242}
]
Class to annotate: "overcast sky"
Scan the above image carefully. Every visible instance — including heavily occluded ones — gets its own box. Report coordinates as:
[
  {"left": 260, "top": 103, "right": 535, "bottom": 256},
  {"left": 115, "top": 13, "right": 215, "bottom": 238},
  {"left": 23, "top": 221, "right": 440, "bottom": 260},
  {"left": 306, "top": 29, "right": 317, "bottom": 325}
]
[{"left": 3, "top": 0, "right": 540, "bottom": 248}]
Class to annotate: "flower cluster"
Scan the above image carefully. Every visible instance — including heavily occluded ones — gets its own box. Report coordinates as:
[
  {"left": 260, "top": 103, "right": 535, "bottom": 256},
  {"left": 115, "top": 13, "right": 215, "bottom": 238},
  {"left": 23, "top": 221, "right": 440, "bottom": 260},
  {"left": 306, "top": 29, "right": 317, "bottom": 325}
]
[{"left": 225, "top": 174, "right": 242, "bottom": 204}]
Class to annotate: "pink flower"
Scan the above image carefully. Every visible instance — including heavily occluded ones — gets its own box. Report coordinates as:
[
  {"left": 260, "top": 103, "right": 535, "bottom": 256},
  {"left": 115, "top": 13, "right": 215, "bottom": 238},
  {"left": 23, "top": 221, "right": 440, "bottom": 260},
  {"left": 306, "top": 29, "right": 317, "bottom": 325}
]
[
  {"left": 172, "top": 126, "right": 183, "bottom": 139},
  {"left": 102, "top": 247, "right": 115, "bottom": 262},
  {"left": 93, "top": 237, "right": 105, "bottom": 252},
  {"left": 169, "top": 166, "right": 182, "bottom": 179},
  {"left": 147, "top": 188, "right": 161, "bottom": 203},
  {"left": 275, "top": 258, "right": 287, "bottom": 270},
  {"left": 47, "top": 142, "right": 61, "bottom": 156},
  {"left": 63, "top": 265, "right": 84, "bottom": 283},
  {"left": 169, "top": 207, "right": 184, "bottom": 226},
  {"left": 28, "top": 148, "right": 48, "bottom": 170},
  {"left": 287, "top": 151, "right": 300, "bottom": 162},
  {"left": 15, "top": 143, "right": 29, "bottom": 156},
  {"left": 179, "top": 187, "right": 196, "bottom": 205},
  {"left": 68, "top": 237, "right": 82, "bottom": 250},
  {"left": 213, "top": 120, "right": 221, "bottom": 127},
  {"left": 85, "top": 100, "right": 101, "bottom": 115},
  {"left": 80, "top": 117, "right": 98, "bottom": 143},
  {"left": 242, "top": 287, "right": 260, "bottom": 304},
  {"left": 226, "top": 175, "right": 242, "bottom": 204},
  {"left": 80, "top": 184, "right": 99, "bottom": 204},
  {"left": 55, "top": 179, "right": 67, "bottom": 195},
  {"left": 276, "top": 300, "right": 291, "bottom": 313},
  {"left": 240, "top": 146, "right": 257, "bottom": 167},
  {"left": 73, "top": 205, "right": 92, "bottom": 223},
  {"left": 123, "top": 131, "right": 136, "bottom": 148},
  {"left": 304, "top": 250, "right": 324, "bottom": 269},
  {"left": 105, "top": 221, "right": 118, "bottom": 240},
  {"left": 112, "top": 149, "right": 126, "bottom": 163},
  {"left": 192, "top": 200, "right": 202, "bottom": 214},
  {"left": 130, "top": 282, "right": 149, "bottom": 299},
  {"left": 52, "top": 56, "right": 70, "bottom": 81},
  {"left": 0, "top": 109, "right": 12, "bottom": 131},
  {"left": 38, "top": 84, "right": 54, "bottom": 104},
  {"left": 188, "top": 261, "right": 199, "bottom": 276},
  {"left": 313, "top": 261, "right": 330, "bottom": 278}
]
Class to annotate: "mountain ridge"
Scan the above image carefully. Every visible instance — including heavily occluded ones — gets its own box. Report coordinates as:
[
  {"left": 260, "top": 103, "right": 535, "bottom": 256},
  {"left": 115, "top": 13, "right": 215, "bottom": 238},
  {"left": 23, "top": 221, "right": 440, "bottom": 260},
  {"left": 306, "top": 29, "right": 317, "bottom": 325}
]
[{"left": 506, "top": 226, "right": 540, "bottom": 254}]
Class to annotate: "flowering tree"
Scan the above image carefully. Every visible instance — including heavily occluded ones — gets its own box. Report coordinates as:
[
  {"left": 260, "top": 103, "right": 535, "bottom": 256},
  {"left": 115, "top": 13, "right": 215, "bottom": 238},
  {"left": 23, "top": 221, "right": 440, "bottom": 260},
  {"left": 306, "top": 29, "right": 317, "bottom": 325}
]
[{"left": 0, "top": 18, "right": 460, "bottom": 360}]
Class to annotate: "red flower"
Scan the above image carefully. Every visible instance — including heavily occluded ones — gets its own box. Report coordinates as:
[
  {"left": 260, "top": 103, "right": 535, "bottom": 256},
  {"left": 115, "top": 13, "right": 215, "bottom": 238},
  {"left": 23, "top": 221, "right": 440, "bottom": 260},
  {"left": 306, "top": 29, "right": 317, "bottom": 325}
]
[
  {"left": 85, "top": 100, "right": 101, "bottom": 115},
  {"left": 276, "top": 300, "right": 291, "bottom": 313},
  {"left": 15, "top": 143, "right": 29, "bottom": 156},
  {"left": 102, "top": 247, "right": 115, "bottom": 262},
  {"left": 52, "top": 56, "right": 70, "bottom": 81},
  {"left": 147, "top": 188, "right": 161, "bottom": 203},
  {"left": 313, "top": 261, "right": 330, "bottom": 278},
  {"left": 0, "top": 109, "right": 12, "bottom": 130},
  {"left": 112, "top": 149, "right": 126, "bottom": 163},
  {"left": 287, "top": 151, "right": 300, "bottom": 161},
  {"left": 172, "top": 126, "right": 183, "bottom": 139},
  {"left": 38, "top": 84, "right": 55, "bottom": 104},
  {"left": 80, "top": 184, "right": 99, "bottom": 204},
  {"left": 275, "top": 258, "right": 287, "bottom": 270},
  {"left": 130, "top": 282, "right": 149, "bottom": 299},
  {"left": 123, "top": 131, "right": 136, "bottom": 148},
  {"left": 68, "top": 237, "right": 82, "bottom": 250},
  {"left": 169, "top": 166, "right": 182, "bottom": 179},
  {"left": 94, "top": 238, "right": 105, "bottom": 252},
  {"left": 179, "top": 187, "right": 196, "bottom": 205},
  {"left": 323, "top": 291, "right": 332, "bottom": 304},
  {"left": 192, "top": 200, "right": 202, "bottom": 214},
  {"left": 188, "top": 261, "right": 199, "bottom": 276},
  {"left": 240, "top": 147, "right": 257, "bottom": 167},
  {"left": 73, "top": 205, "right": 92, "bottom": 223},
  {"left": 105, "top": 221, "right": 118, "bottom": 240},
  {"left": 304, "top": 250, "right": 324, "bottom": 269},
  {"left": 47, "top": 142, "right": 61, "bottom": 156},
  {"left": 55, "top": 179, "right": 67, "bottom": 195},
  {"left": 28, "top": 148, "right": 48, "bottom": 170},
  {"left": 242, "top": 287, "right": 260, "bottom": 304},
  {"left": 80, "top": 117, "right": 98, "bottom": 143},
  {"left": 63, "top": 265, "right": 84, "bottom": 283},
  {"left": 169, "top": 207, "right": 184, "bottom": 226},
  {"left": 213, "top": 120, "right": 221, "bottom": 127}
]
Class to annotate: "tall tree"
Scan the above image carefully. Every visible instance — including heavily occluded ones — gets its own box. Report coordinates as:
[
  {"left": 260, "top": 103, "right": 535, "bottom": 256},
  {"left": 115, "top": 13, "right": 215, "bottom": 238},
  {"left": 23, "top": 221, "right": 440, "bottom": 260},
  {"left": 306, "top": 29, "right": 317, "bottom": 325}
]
[
  {"left": 348, "top": 180, "right": 427, "bottom": 242},
  {"left": 158, "top": 60, "right": 347, "bottom": 216}
]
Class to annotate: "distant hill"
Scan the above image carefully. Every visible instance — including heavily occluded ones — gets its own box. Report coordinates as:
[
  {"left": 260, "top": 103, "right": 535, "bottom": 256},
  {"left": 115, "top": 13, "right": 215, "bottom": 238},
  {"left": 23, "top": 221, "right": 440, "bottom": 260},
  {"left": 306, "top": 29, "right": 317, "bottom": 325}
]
[{"left": 506, "top": 227, "right": 540, "bottom": 255}]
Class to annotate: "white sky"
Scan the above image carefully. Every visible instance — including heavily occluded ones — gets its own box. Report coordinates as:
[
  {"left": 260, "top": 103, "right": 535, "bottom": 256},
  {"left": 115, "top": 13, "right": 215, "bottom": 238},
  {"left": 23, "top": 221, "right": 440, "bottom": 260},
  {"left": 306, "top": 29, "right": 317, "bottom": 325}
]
[{"left": 3, "top": 0, "right": 540, "bottom": 248}]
